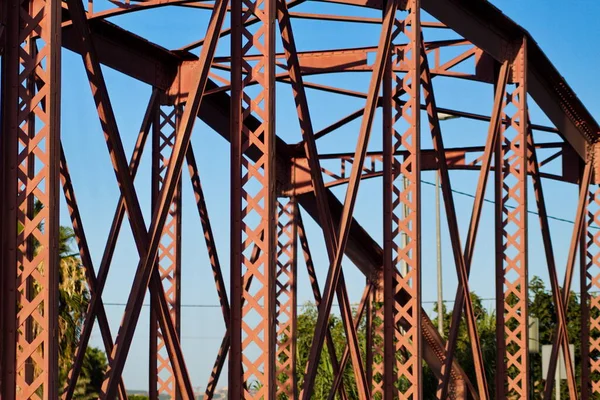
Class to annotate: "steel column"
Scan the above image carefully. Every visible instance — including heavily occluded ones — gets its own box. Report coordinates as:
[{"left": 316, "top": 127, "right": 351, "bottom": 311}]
[
  {"left": 275, "top": 198, "right": 298, "bottom": 399},
  {"left": 582, "top": 184, "right": 600, "bottom": 398},
  {"left": 150, "top": 104, "right": 183, "bottom": 400},
  {"left": 495, "top": 38, "right": 529, "bottom": 399},
  {"left": 382, "top": 0, "right": 422, "bottom": 398},
  {"left": 1, "top": 0, "right": 61, "bottom": 397},
  {"left": 229, "top": 0, "right": 277, "bottom": 393}
]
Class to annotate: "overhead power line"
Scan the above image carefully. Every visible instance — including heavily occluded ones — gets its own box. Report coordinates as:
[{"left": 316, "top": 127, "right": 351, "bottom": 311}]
[
  {"left": 420, "top": 179, "right": 598, "bottom": 229},
  {"left": 103, "top": 290, "right": 599, "bottom": 309},
  {"left": 99, "top": 178, "right": 597, "bottom": 309}
]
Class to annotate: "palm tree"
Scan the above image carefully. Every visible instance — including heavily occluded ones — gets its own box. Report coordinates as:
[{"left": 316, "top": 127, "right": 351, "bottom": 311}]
[
  {"left": 58, "top": 225, "right": 113, "bottom": 399},
  {"left": 22, "top": 201, "right": 107, "bottom": 397},
  {"left": 57, "top": 226, "right": 93, "bottom": 389}
]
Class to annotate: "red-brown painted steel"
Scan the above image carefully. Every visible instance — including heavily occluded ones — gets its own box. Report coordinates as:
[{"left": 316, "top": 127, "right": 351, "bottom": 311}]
[
  {"left": 299, "top": 1, "right": 398, "bottom": 396},
  {"left": 436, "top": 60, "right": 509, "bottom": 400},
  {"left": 229, "top": 0, "right": 277, "bottom": 394},
  {"left": 1, "top": 1, "right": 599, "bottom": 399},
  {"left": 186, "top": 144, "right": 233, "bottom": 399},
  {"left": 98, "top": 0, "right": 228, "bottom": 393},
  {"left": 59, "top": 146, "right": 128, "bottom": 400},
  {"left": 277, "top": 0, "right": 370, "bottom": 395},
  {"left": 275, "top": 198, "right": 298, "bottom": 399},
  {"left": 150, "top": 104, "right": 183, "bottom": 400},
  {"left": 495, "top": 39, "right": 529, "bottom": 400},
  {"left": 65, "top": 0, "right": 199, "bottom": 395},
  {"left": 542, "top": 160, "right": 592, "bottom": 400},
  {"left": 420, "top": 38, "right": 489, "bottom": 400},
  {"left": 1, "top": 0, "right": 61, "bottom": 397},
  {"left": 382, "top": 2, "right": 423, "bottom": 398},
  {"left": 582, "top": 184, "right": 600, "bottom": 399},
  {"left": 296, "top": 211, "right": 350, "bottom": 400},
  {"left": 528, "top": 121, "right": 579, "bottom": 399},
  {"left": 62, "top": 90, "right": 157, "bottom": 400}
]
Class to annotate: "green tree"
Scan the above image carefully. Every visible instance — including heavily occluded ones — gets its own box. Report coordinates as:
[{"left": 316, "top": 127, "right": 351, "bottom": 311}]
[
  {"left": 19, "top": 201, "right": 108, "bottom": 397},
  {"left": 429, "top": 293, "right": 497, "bottom": 398},
  {"left": 291, "top": 276, "right": 589, "bottom": 399},
  {"left": 57, "top": 226, "right": 108, "bottom": 398},
  {"left": 294, "top": 302, "right": 366, "bottom": 399},
  {"left": 529, "top": 275, "right": 583, "bottom": 398}
]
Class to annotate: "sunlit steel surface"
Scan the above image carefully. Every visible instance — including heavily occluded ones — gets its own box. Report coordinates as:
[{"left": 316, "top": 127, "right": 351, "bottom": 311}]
[{"left": 1, "top": 0, "right": 599, "bottom": 398}]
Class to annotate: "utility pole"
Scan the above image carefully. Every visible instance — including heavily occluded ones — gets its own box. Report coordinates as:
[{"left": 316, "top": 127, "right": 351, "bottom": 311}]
[
  {"left": 401, "top": 175, "right": 408, "bottom": 277},
  {"left": 434, "top": 112, "right": 458, "bottom": 337}
]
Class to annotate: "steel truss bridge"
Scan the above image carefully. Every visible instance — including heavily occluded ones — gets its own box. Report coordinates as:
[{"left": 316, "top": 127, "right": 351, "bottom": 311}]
[{"left": 1, "top": 0, "right": 599, "bottom": 398}]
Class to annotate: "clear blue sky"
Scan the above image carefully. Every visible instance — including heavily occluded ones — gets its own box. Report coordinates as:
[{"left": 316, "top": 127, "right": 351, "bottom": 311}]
[{"left": 58, "top": 0, "right": 600, "bottom": 392}]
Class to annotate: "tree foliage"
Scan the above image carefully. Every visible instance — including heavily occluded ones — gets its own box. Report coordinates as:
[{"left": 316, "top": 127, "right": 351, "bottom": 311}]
[
  {"left": 58, "top": 226, "right": 108, "bottom": 398},
  {"left": 290, "top": 277, "right": 590, "bottom": 399},
  {"left": 294, "top": 303, "right": 367, "bottom": 399},
  {"left": 20, "top": 202, "right": 108, "bottom": 398}
]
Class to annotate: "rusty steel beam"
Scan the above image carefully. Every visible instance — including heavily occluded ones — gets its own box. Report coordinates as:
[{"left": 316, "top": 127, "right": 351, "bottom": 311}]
[
  {"left": 315, "top": 0, "right": 597, "bottom": 159},
  {"left": 195, "top": 58, "right": 478, "bottom": 397},
  {"left": 96, "top": 0, "right": 228, "bottom": 395},
  {"left": 1, "top": 0, "right": 62, "bottom": 398},
  {"left": 382, "top": 1, "right": 423, "bottom": 398},
  {"left": 286, "top": 141, "right": 575, "bottom": 197},
  {"left": 211, "top": 40, "right": 483, "bottom": 81},
  {"left": 59, "top": 146, "right": 128, "bottom": 400},
  {"left": 420, "top": 37, "right": 489, "bottom": 400},
  {"left": 276, "top": 0, "right": 370, "bottom": 396},
  {"left": 61, "top": 89, "right": 157, "bottom": 400},
  {"left": 582, "top": 182, "right": 600, "bottom": 399},
  {"left": 229, "top": 0, "right": 278, "bottom": 394},
  {"left": 275, "top": 198, "right": 298, "bottom": 399},
  {"left": 58, "top": 17, "right": 477, "bottom": 394},
  {"left": 9, "top": 2, "right": 597, "bottom": 399},
  {"left": 59, "top": 0, "right": 597, "bottom": 161},
  {"left": 495, "top": 38, "right": 529, "bottom": 399},
  {"left": 299, "top": 0, "right": 398, "bottom": 396},
  {"left": 150, "top": 103, "right": 183, "bottom": 400}
]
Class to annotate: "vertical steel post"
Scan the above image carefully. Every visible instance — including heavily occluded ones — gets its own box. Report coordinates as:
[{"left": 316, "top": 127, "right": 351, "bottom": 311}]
[
  {"left": 365, "top": 280, "right": 374, "bottom": 387},
  {"left": 0, "top": 1, "right": 18, "bottom": 397},
  {"left": 371, "top": 276, "right": 385, "bottom": 399},
  {"left": 495, "top": 38, "right": 529, "bottom": 399},
  {"left": 582, "top": 184, "right": 600, "bottom": 398},
  {"left": 383, "top": 0, "right": 422, "bottom": 398},
  {"left": 1, "top": 0, "right": 61, "bottom": 398},
  {"left": 275, "top": 198, "right": 298, "bottom": 399},
  {"left": 230, "top": 0, "right": 277, "bottom": 394},
  {"left": 435, "top": 172, "right": 443, "bottom": 337},
  {"left": 150, "top": 103, "right": 183, "bottom": 400}
]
